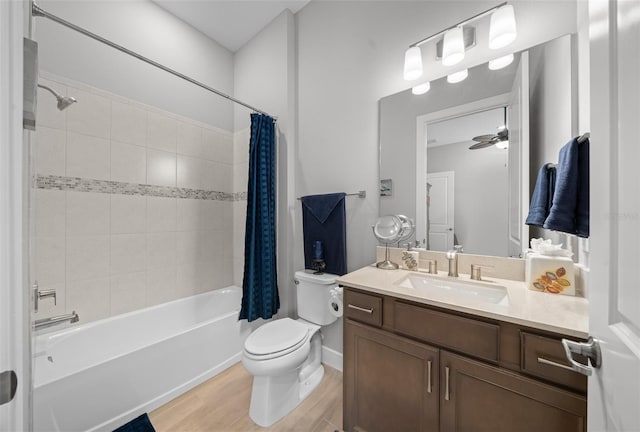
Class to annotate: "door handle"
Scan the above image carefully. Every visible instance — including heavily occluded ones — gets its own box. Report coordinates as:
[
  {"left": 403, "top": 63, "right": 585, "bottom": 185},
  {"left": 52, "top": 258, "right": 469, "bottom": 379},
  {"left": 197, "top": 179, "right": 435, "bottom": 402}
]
[
  {"left": 0, "top": 370, "right": 17, "bottom": 406},
  {"left": 562, "top": 336, "right": 602, "bottom": 376},
  {"left": 426, "top": 360, "right": 432, "bottom": 394}
]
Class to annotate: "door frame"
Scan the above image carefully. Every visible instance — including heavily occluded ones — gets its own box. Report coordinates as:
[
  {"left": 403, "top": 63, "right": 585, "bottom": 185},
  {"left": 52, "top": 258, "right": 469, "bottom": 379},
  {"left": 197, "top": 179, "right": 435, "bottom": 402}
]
[
  {"left": 415, "top": 93, "right": 510, "bottom": 245},
  {"left": 0, "top": 0, "right": 30, "bottom": 430}
]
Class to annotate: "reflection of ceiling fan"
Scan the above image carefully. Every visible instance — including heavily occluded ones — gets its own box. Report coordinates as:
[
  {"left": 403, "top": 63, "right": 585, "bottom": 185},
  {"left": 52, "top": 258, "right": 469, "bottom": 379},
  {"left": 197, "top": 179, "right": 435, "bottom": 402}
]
[
  {"left": 469, "top": 107, "right": 509, "bottom": 150},
  {"left": 469, "top": 126, "right": 508, "bottom": 149}
]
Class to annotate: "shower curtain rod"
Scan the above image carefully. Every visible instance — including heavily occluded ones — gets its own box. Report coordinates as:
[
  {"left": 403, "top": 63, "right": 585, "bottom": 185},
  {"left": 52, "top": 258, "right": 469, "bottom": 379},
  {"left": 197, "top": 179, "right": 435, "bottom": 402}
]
[{"left": 31, "top": 2, "right": 277, "bottom": 119}]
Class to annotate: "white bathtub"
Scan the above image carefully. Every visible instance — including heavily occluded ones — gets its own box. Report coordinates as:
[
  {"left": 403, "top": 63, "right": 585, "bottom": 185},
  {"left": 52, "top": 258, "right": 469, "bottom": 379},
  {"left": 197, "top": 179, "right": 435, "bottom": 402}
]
[{"left": 33, "top": 286, "right": 249, "bottom": 432}]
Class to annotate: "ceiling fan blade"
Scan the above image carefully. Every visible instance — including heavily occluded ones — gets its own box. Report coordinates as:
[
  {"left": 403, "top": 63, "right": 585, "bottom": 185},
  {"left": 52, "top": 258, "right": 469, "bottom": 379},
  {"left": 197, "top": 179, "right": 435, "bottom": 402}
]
[
  {"left": 469, "top": 140, "right": 496, "bottom": 150},
  {"left": 472, "top": 134, "right": 496, "bottom": 142}
]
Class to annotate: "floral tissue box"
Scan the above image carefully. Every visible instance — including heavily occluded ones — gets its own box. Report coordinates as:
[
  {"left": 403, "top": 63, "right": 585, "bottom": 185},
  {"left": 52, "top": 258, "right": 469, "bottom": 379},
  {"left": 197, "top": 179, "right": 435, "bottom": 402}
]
[{"left": 401, "top": 250, "right": 419, "bottom": 271}]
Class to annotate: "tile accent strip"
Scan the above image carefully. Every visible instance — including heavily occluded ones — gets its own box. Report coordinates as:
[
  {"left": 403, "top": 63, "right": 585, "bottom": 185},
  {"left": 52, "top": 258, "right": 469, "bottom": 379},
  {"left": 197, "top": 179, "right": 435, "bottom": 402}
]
[{"left": 34, "top": 174, "right": 246, "bottom": 201}]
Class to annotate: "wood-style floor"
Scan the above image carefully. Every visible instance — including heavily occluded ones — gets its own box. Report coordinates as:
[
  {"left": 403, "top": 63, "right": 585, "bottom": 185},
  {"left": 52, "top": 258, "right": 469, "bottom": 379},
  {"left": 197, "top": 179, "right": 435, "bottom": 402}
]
[{"left": 149, "top": 362, "right": 343, "bottom": 432}]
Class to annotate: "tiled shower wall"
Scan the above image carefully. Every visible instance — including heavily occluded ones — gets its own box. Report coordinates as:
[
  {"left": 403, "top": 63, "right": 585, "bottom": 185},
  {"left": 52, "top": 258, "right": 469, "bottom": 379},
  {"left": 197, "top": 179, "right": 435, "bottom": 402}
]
[{"left": 33, "top": 73, "right": 249, "bottom": 324}]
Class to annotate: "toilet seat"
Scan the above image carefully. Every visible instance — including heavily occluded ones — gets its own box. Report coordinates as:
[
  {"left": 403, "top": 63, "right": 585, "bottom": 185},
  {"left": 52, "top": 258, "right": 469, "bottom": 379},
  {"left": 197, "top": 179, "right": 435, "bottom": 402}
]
[{"left": 244, "top": 318, "right": 310, "bottom": 360}]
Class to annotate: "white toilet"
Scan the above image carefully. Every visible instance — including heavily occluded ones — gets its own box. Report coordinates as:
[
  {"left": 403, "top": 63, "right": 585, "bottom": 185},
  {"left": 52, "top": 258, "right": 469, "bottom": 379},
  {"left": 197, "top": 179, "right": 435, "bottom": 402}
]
[{"left": 241, "top": 270, "right": 341, "bottom": 427}]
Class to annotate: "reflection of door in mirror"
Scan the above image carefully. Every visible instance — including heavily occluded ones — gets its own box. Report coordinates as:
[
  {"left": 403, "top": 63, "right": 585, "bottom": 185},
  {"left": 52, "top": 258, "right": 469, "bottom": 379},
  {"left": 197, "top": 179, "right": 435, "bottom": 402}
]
[
  {"left": 426, "top": 171, "right": 454, "bottom": 251},
  {"left": 425, "top": 109, "right": 509, "bottom": 257}
]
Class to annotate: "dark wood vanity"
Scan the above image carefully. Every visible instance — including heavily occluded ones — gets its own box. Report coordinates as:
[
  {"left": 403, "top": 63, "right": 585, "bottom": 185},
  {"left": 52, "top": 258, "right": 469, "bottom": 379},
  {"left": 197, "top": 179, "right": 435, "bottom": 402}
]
[{"left": 343, "top": 286, "right": 588, "bottom": 432}]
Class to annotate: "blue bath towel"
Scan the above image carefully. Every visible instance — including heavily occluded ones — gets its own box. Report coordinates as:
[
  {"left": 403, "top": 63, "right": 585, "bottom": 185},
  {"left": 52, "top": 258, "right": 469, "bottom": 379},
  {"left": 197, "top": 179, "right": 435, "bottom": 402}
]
[
  {"left": 544, "top": 137, "right": 590, "bottom": 237},
  {"left": 301, "top": 193, "right": 347, "bottom": 275},
  {"left": 113, "top": 413, "right": 155, "bottom": 432},
  {"left": 526, "top": 163, "right": 556, "bottom": 227}
]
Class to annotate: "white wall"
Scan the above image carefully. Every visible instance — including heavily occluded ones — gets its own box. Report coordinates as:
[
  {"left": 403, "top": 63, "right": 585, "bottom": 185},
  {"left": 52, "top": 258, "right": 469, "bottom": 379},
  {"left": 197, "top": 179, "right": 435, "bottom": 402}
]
[
  {"left": 233, "top": 10, "right": 298, "bottom": 318},
  {"left": 35, "top": 0, "right": 234, "bottom": 130},
  {"left": 32, "top": 74, "right": 235, "bottom": 324}
]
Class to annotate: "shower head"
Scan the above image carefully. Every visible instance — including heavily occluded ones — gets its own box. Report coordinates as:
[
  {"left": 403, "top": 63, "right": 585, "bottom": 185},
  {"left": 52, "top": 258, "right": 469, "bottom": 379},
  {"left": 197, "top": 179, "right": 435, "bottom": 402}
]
[
  {"left": 37, "top": 84, "right": 77, "bottom": 111},
  {"left": 56, "top": 95, "right": 77, "bottom": 111}
]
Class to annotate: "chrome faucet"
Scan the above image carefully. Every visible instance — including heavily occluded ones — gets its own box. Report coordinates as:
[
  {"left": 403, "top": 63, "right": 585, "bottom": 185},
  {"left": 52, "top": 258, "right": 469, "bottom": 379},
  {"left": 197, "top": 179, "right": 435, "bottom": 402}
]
[
  {"left": 446, "top": 245, "right": 463, "bottom": 278},
  {"left": 34, "top": 311, "right": 79, "bottom": 330}
]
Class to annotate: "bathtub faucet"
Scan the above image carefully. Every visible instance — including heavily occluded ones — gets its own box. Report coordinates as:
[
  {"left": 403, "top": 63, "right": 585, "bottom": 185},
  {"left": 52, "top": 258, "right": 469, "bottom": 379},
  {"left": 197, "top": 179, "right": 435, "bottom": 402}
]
[{"left": 34, "top": 311, "right": 79, "bottom": 330}]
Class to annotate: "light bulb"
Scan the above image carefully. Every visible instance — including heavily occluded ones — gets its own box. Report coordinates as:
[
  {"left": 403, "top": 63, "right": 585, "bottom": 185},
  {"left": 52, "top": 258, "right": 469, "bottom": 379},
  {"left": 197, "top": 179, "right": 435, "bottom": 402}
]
[
  {"left": 403, "top": 46, "right": 423, "bottom": 81},
  {"left": 489, "top": 5, "right": 517, "bottom": 49},
  {"left": 412, "top": 82, "right": 431, "bottom": 95},
  {"left": 442, "top": 26, "right": 465, "bottom": 66},
  {"left": 447, "top": 69, "right": 468, "bottom": 84},
  {"left": 489, "top": 54, "right": 514, "bottom": 70},
  {"left": 495, "top": 140, "right": 509, "bottom": 149}
]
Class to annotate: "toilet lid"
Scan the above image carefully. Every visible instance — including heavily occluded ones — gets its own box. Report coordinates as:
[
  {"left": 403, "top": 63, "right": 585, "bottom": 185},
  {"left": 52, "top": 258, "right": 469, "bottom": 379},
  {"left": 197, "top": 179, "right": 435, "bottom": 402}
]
[{"left": 244, "top": 318, "right": 309, "bottom": 356}]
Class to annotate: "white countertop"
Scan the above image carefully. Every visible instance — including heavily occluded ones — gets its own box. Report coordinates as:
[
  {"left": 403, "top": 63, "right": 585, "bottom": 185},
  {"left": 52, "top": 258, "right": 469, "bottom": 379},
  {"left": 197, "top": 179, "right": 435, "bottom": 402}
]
[{"left": 337, "top": 265, "right": 589, "bottom": 339}]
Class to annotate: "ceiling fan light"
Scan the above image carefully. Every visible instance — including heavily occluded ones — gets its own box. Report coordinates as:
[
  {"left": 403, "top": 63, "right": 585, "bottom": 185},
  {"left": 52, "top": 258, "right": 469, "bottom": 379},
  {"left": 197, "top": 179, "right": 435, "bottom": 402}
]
[
  {"left": 404, "top": 46, "right": 423, "bottom": 81},
  {"left": 495, "top": 140, "right": 509, "bottom": 149},
  {"left": 412, "top": 82, "right": 431, "bottom": 95},
  {"left": 442, "top": 26, "right": 465, "bottom": 66},
  {"left": 489, "top": 53, "right": 514, "bottom": 70},
  {"left": 447, "top": 69, "right": 468, "bottom": 84},
  {"left": 489, "top": 5, "right": 517, "bottom": 50}
]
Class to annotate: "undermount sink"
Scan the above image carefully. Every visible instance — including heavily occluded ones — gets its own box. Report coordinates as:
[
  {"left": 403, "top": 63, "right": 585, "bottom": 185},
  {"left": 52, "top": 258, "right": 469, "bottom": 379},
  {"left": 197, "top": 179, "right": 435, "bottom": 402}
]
[{"left": 396, "top": 273, "right": 510, "bottom": 306}]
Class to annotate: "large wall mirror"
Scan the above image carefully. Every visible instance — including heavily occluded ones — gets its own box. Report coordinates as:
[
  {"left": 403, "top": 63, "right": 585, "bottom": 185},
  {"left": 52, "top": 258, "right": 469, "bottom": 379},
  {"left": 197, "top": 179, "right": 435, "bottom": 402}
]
[{"left": 379, "top": 33, "right": 577, "bottom": 258}]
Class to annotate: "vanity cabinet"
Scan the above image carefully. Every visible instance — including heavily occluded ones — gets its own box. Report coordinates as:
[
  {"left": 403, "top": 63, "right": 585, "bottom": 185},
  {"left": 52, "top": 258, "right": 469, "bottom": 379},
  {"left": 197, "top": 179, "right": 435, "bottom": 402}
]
[{"left": 343, "top": 287, "right": 587, "bottom": 432}]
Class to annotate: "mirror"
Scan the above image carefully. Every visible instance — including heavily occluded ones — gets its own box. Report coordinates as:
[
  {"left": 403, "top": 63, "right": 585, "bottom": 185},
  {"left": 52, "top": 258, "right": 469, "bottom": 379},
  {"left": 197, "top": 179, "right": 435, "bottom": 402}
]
[{"left": 379, "top": 34, "right": 577, "bottom": 257}]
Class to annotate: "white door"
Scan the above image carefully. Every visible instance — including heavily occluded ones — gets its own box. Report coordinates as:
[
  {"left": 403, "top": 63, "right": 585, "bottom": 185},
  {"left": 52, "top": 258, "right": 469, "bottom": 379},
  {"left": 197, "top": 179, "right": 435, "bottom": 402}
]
[
  {"left": 0, "top": 1, "right": 29, "bottom": 431},
  {"left": 587, "top": 1, "right": 640, "bottom": 430},
  {"left": 426, "top": 171, "right": 454, "bottom": 251},
  {"left": 507, "top": 52, "right": 530, "bottom": 258}
]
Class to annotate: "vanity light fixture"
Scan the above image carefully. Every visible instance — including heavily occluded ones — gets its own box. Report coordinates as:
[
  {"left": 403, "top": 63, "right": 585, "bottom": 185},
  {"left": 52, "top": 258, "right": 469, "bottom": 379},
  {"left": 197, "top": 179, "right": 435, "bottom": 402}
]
[
  {"left": 489, "top": 4, "right": 517, "bottom": 49},
  {"left": 403, "top": 46, "right": 423, "bottom": 81},
  {"left": 488, "top": 53, "right": 514, "bottom": 70},
  {"left": 447, "top": 69, "right": 468, "bottom": 84},
  {"left": 402, "top": 2, "right": 515, "bottom": 80},
  {"left": 412, "top": 82, "right": 431, "bottom": 95}
]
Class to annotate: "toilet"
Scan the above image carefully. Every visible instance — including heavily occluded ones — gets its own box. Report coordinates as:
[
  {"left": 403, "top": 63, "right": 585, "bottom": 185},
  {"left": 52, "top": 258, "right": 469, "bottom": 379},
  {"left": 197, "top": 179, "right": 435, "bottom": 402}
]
[{"left": 241, "top": 270, "right": 341, "bottom": 427}]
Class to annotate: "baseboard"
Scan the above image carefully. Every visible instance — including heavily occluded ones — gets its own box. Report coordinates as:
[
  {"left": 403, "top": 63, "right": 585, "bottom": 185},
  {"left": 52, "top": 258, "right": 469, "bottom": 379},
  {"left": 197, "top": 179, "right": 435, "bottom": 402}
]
[{"left": 321, "top": 346, "right": 343, "bottom": 372}]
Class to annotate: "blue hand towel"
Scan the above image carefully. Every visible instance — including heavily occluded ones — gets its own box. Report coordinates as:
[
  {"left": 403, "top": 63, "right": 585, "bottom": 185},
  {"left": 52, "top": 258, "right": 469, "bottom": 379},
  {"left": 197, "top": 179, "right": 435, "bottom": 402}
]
[
  {"left": 544, "top": 137, "right": 590, "bottom": 237},
  {"left": 526, "top": 163, "right": 556, "bottom": 227},
  {"left": 301, "top": 193, "right": 347, "bottom": 275}
]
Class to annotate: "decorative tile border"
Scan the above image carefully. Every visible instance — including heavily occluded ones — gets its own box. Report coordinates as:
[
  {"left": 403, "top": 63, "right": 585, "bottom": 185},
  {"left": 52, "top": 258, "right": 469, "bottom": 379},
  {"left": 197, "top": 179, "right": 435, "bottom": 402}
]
[{"left": 34, "top": 175, "right": 246, "bottom": 201}]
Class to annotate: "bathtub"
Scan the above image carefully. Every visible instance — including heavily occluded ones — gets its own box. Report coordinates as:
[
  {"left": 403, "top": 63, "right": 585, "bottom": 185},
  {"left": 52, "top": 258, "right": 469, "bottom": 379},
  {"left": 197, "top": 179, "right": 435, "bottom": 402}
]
[{"left": 33, "top": 286, "right": 249, "bottom": 432}]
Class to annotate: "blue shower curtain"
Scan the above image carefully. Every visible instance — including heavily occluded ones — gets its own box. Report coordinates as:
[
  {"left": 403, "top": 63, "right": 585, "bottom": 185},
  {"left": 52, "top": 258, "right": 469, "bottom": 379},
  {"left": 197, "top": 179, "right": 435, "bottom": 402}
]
[{"left": 239, "top": 113, "right": 279, "bottom": 322}]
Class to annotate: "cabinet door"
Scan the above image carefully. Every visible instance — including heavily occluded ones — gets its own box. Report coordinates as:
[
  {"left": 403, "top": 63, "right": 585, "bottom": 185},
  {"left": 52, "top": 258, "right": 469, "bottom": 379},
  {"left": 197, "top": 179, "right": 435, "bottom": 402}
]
[
  {"left": 344, "top": 320, "right": 439, "bottom": 432},
  {"left": 440, "top": 351, "right": 586, "bottom": 432}
]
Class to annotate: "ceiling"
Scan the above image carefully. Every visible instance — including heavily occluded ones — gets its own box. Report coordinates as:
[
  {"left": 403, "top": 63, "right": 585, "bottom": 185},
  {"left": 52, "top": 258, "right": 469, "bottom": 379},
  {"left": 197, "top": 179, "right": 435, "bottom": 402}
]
[
  {"left": 427, "top": 107, "right": 504, "bottom": 148},
  {"left": 154, "top": 0, "right": 310, "bottom": 52}
]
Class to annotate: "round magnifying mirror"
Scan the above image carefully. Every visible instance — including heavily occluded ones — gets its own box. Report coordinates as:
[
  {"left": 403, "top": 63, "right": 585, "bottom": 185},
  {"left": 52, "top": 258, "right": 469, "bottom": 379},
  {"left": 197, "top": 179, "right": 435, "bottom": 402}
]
[
  {"left": 373, "top": 215, "right": 402, "bottom": 269},
  {"left": 373, "top": 215, "right": 402, "bottom": 243}
]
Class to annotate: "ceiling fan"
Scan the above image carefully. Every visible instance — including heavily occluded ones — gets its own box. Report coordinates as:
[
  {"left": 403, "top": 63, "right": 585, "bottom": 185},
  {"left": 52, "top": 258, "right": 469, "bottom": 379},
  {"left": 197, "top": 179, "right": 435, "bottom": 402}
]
[
  {"left": 469, "top": 125, "right": 509, "bottom": 149},
  {"left": 469, "top": 106, "right": 509, "bottom": 150}
]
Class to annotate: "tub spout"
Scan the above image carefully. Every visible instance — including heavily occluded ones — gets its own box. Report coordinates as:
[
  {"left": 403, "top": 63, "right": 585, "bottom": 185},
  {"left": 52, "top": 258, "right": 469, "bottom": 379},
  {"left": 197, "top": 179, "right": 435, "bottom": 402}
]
[{"left": 34, "top": 311, "right": 79, "bottom": 330}]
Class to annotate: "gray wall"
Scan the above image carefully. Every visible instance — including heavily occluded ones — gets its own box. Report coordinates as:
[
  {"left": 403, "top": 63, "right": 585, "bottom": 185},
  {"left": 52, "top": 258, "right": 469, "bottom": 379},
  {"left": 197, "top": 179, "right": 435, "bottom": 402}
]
[{"left": 428, "top": 142, "right": 509, "bottom": 256}]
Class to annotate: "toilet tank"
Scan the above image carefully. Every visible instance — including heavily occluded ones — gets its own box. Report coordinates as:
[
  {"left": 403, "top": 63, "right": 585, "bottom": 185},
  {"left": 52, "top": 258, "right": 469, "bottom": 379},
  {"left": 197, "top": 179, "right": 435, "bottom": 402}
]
[{"left": 294, "top": 270, "right": 339, "bottom": 326}]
